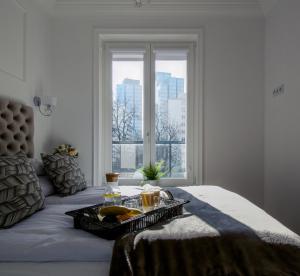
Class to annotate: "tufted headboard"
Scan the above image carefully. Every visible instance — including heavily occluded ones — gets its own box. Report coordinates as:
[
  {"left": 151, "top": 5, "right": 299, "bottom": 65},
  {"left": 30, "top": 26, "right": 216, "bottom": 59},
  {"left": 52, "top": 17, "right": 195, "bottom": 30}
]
[{"left": 0, "top": 97, "right": 34, "bottom": 158}]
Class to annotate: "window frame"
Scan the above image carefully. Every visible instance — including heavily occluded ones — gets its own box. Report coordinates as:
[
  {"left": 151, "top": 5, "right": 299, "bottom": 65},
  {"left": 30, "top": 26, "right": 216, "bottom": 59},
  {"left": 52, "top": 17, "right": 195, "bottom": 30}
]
[
  {"left": 150, "top": 42, "right": 195, "bottom": 186},
  {"left": 103, "top": 42, "right": 150, "bottom": 186},
  {"left": 93, "top": 29, "right": 203, "bottom": 187}
]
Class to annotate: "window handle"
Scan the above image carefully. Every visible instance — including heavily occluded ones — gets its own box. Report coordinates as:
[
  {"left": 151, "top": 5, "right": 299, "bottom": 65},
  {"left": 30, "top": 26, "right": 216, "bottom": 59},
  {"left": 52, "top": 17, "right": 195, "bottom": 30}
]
[{"left": 146, "top": 131, "right": 150, "bottom": 143}]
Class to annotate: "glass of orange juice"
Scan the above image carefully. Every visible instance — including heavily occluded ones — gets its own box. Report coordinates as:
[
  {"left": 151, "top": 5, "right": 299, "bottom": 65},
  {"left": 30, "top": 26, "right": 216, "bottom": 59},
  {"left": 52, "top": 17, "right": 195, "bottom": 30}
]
[{"left": 140, "top": 191, "right": 160, "bottom": 212}]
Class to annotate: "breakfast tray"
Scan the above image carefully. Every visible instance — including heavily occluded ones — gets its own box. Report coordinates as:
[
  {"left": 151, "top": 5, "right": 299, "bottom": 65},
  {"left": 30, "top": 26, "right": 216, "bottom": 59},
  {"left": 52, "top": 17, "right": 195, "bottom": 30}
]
[{"left": 65, "top": 192, "right": 189, "bottom": 240}]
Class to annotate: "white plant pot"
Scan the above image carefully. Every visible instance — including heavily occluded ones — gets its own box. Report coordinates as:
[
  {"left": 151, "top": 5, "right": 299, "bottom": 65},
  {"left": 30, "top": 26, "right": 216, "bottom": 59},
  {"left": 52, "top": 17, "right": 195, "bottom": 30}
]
[{"left": 146, "top": 180, "right": 159, "bottom": 186}]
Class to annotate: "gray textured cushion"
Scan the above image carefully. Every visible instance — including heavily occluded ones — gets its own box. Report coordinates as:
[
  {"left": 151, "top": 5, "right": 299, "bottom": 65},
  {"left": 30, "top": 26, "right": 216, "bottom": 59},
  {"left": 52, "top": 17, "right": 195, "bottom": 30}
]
[
  {"left": 0, "top": 154, "right": 45, "bottom": 228},
  {"left": 41, "top": 153, "right": 87, "bottom": 196}
]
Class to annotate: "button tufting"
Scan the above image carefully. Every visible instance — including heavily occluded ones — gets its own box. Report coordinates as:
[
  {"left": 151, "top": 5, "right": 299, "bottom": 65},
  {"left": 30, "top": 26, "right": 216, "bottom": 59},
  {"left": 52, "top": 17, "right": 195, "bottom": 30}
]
[
  {"left": 0, "top": 100, "right": 34, "bottom": 157},
  {"left": 14, "top": 134, "right": 21, "bottom": 141},
  {"left": 14, "top": 115, "right": 20, "bottom": 122}
]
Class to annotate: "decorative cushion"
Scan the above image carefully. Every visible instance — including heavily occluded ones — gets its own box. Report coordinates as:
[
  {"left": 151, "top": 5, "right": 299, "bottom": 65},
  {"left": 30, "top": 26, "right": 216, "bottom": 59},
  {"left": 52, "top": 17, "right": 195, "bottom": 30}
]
[
  {"left": 0, "top": 154, "right": 45, "bottom": 228},
  {"left": 41, "top": 153, "right": 87, "bottom": 196}
]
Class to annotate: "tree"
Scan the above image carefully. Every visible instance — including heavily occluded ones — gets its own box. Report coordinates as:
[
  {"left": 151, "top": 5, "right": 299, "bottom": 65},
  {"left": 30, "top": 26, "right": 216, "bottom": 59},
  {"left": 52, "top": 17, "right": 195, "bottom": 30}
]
[
  {"left": 155, "top": 113, "right": 183, "bottom": 177},
  {"left": 112, "top": 98, "right": 137, "bottom": 141},
  {"left": 112, "top": 97, "right": 142, "bottom": 173},
  {"left": 112, "top": 99, "right": 184, "bottom": 177}
]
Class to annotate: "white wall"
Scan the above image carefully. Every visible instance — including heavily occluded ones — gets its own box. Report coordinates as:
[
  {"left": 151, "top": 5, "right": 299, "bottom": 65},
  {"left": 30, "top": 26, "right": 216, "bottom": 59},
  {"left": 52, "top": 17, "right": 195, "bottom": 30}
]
[
  {"left": 51, "top": 13, "right": 265, "bottom": 206},
  {"left": 265, "top": 1, "right": 300, "bottom": 233},
  {"left": 204, "top": 19, "right": 264, "bottom": 206},
  {"left": 0, "top": 0, "right": 53, "bottom": 157}
]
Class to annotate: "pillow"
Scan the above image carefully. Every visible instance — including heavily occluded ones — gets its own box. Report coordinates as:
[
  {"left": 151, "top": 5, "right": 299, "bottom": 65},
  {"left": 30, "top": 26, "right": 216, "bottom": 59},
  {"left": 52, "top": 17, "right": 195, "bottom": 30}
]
[
  {"left": 41, "top": 153, "right": 87, "bottom": 196},
  {"left": 30, "top": 158, "right": 45, "bottom": 176},
  {"left": 0, "top": 154, "right": 45, "bottom": 228},
  {"left": 39, "top": 176, "right": 55, "bottom": 197}
]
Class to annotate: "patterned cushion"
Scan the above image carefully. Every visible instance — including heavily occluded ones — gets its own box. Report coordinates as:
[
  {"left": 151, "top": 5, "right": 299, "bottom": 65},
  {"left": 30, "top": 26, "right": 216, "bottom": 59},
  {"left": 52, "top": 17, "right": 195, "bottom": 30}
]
[
  {"left": 41, "top": 153, "right": 87, "bottom": 196},
  {"left": 0, "top": 154, "right": 45, "bottom": 228}
]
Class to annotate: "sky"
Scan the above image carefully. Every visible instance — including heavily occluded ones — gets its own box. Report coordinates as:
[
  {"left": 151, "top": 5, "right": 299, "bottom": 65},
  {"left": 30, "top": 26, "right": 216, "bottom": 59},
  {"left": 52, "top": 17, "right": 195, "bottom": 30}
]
[{"left": 112, "top": 60, "right": 187, "bottom": 95}]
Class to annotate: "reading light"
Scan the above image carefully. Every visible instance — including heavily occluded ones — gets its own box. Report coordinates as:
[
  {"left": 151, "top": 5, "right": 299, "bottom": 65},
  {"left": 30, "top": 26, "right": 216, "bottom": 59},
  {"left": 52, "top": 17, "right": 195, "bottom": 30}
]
[{"left": 33, "top": 96, "right": 57, "bottom": 117}]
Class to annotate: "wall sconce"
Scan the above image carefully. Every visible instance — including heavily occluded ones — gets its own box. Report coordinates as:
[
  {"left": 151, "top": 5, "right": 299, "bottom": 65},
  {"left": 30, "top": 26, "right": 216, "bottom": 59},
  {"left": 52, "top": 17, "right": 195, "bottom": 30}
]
[
  {"left": 33, "top": 96, "right": 57, "bottom": 116},
  {"left": 135, "top": 0, "right": 142, "bottom": 7}
]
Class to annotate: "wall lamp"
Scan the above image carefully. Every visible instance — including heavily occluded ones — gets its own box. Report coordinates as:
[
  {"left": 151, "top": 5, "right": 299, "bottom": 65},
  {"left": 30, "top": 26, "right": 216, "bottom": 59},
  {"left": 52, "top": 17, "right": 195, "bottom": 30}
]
[
  {"left": 33, "top": 96, "right": 57, "bottom": 117},
  {"left": 134, "top": 0, "right": 150, "bottom": 8}
]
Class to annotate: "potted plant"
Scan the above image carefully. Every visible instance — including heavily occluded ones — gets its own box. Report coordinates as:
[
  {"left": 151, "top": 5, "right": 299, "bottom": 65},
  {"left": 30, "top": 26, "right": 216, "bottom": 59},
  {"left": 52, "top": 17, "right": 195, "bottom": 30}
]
[{"left": 140, "top": 161, "right": 166, "bottom": 186}]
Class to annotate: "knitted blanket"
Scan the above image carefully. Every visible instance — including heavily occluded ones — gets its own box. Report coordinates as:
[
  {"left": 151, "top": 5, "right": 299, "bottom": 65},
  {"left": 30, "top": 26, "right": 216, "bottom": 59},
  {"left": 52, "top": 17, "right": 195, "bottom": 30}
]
[{"left": 109, "top": 186, "right": 300, "bottom": 276}]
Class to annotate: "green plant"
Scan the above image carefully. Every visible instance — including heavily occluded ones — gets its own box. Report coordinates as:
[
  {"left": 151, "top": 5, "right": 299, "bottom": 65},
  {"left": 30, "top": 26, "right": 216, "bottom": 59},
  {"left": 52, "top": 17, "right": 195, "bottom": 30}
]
[{"left": 140, "top": 161, "right": 166, "bottom": 181}]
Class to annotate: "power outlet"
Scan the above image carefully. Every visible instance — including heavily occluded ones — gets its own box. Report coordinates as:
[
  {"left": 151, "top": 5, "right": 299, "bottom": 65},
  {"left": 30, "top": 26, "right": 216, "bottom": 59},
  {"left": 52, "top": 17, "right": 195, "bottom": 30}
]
[{"left": 273, "top": 84, "right": 285, "bottom": 97}]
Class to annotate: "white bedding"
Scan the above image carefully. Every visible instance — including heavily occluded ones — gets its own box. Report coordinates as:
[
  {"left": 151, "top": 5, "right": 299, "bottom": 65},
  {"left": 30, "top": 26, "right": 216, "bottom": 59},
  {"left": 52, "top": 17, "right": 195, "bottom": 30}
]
[
  {"left": 1, "top": 185, "right": 299, "bottom": 276},
  {"left": 0, "top": 186, "right": 143, "bottom": 276},
  {"left": 0, "top": 204, "right": 114, "bottom": 262},
  {"left": 0, "top": 187, "right": 142, "bottom": 263},
  {"left": 0, "top": 262, "right": 110, "bottom": 276},
  {"left": 45, "top": 186, "right": 141, "bottom": 205}
]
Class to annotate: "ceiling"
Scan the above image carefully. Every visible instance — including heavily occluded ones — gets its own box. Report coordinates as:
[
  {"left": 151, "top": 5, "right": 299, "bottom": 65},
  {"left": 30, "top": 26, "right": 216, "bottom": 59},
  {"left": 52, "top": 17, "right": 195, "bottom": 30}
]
[{"left": 34, "top": 0, "right": 279, "bottom": 16}]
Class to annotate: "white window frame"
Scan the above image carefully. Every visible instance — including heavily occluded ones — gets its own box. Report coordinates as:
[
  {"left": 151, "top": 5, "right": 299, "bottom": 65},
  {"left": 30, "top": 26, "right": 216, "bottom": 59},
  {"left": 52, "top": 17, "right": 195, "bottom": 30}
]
[
  {"left": 93, "top": 29, "right": 203, "bottom": 187},
  {"left": 103, "top": 42, "right": 150, "bottom": 186},
  {"left": 150, "top": 42, "right": 195, "bottom": 186}
]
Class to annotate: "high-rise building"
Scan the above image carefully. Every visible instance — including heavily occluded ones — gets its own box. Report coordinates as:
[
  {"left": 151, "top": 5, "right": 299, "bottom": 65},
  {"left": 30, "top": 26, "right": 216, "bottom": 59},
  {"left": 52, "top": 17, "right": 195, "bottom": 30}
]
[
  {"left": 116, "top": 78, "right": 143, "bottom": 140},
  {"left": 167, "top": 93, "right": 186, "bottom": 141},
  {"left": 155, "top": 72, "right": 186, "bottom": 140},
  {"left": 156, "top": 72, "right": 184, "bottom": 100}
]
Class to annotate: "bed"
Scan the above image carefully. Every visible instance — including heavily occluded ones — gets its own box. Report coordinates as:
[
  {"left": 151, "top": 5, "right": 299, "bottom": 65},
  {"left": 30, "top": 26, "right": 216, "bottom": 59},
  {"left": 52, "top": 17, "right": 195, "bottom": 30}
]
[
  {"left": 1, "top": 97, "right": 300, "bottom": 276},
  {"left": 1, "top": 185, "right": 300, "bottom": 276}
]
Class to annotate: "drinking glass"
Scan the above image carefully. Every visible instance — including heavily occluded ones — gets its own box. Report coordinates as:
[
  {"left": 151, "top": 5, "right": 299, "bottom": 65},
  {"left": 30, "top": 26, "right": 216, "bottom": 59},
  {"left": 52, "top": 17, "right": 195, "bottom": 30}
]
[{"left": 140, "top": 191, "right": 160, "bottom": 212}]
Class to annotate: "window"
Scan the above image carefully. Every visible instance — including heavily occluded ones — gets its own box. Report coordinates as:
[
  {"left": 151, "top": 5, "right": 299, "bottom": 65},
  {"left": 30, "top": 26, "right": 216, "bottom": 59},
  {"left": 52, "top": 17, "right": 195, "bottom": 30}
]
[
  {"left": 102, "top": 42, "right": 195, "bottom": 185},
  {"left": 111, "top": 51, "right": 145, "bottom": 178},
  {"left": 154, "top": 49, "right": 188, "bottom": 178}
]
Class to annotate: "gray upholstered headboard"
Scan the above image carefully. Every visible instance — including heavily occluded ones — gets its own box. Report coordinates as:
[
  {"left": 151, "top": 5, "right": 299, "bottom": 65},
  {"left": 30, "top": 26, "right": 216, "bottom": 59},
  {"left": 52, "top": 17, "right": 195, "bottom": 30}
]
[{"left": 0, "top": 97, "right": 34, "bottom": 158}]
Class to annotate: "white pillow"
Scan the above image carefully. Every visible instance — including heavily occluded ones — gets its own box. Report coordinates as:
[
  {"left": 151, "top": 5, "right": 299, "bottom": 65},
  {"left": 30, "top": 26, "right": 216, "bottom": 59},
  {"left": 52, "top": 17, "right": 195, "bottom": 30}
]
[
  {"left": 39, "top": 176, "right": 55, "bottom": 197},
  {"left": 30, "top": 158, "right": 45, "bottom": 176}
]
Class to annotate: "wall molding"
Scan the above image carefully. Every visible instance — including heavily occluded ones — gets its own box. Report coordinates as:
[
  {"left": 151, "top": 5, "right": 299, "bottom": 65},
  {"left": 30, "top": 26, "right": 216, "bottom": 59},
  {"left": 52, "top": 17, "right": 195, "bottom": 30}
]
[
  {"left": 0, "top": 0, "right": 26, "bottom": 82},
  {"left": 54, "top": 1, "right": 262, "bottom": 16}
]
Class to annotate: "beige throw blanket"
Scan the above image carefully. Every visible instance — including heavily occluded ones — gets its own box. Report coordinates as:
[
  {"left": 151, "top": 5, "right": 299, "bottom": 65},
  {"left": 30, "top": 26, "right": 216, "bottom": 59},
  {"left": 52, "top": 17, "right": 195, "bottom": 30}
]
[{"left": 109, "top": 186, "right": 300, "bottom": 276}]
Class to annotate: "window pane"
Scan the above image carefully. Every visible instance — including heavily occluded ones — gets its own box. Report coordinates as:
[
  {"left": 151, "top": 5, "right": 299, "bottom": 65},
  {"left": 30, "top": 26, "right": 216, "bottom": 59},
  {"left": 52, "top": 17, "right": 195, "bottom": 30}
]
[
  {"left": 112, "top": 52, "right": 144, "bottom": 178},
  {"left": 154, "top": 50, "right": 187, "bottom": 178}
]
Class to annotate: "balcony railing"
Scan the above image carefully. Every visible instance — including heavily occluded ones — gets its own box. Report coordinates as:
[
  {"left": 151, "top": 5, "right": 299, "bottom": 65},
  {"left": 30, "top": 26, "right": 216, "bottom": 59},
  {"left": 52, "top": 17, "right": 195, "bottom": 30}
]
[{"left": 112, "top": 140, "right": 186, "bottom": 177}]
